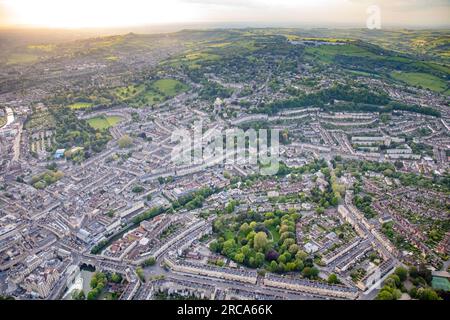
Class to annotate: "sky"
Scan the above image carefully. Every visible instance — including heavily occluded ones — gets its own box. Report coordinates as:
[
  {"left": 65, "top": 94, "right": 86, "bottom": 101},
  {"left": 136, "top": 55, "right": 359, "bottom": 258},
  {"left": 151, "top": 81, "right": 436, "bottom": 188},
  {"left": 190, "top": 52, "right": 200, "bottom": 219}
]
[{"left": 0, "top": 0, "right": 449, "bottom": 29}]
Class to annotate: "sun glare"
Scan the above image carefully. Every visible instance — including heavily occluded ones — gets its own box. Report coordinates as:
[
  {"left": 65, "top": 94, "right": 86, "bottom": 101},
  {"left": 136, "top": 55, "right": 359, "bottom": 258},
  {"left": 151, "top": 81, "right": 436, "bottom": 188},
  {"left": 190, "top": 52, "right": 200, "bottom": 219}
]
[{"left": 3, "top": 0, "right": 201, "bottom": 28}]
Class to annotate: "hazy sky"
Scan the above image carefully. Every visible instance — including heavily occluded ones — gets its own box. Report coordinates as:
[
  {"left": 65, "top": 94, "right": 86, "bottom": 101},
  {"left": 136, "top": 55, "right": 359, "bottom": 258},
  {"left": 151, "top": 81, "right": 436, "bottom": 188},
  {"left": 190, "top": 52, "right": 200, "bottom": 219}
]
[{"left": 0, "top": 0, "right": 449, "bottom": 28}]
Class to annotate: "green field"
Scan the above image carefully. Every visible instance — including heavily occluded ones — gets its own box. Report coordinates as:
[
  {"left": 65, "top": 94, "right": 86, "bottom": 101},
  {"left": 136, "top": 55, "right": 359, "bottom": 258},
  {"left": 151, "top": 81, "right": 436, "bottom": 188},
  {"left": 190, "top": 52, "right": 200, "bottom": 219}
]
[
  {"left": 87, "top": 116, "right": 123, "bottom": 130},
  {"left": 152, "top": 79, "right": 189, "bottom": 96},
  {"left": 68, "top": 102, "right": 94, "bottom": 110},
  {"left": 7, "top": 53, "right": 39, "bottom": 65},
  {"left": 113, "top": 79, "right": 188, "bottom": 106},
  {"left": 184, "top": 52, "right": 221, "bottom": 61},
  {"left": 166, "top": 51, "right": 223, "bottom": 69},
  {"left": 268, "top": 225, "right": 280, "bottom": 242},
  {"left": 27, "top": 44, "right": 55, "bottom": 52},
  {"left": 391, "top": 71, "right": 448, "bottom": 93},
  {"left": 305, "top": 44, "right": 376, "bottom": 63},
  {"left": 105, "top": 55, "right": 119, "bottom": 61}
]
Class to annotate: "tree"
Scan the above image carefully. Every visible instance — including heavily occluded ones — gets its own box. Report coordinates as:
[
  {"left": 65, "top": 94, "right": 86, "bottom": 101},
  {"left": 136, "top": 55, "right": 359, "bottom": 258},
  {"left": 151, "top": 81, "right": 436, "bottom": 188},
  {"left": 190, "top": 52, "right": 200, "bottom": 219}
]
[
  {"left": 87, "top": 290, "right": 98, "bottom": 300},
  {"left": 106, "top": 209, "right": 115, "bottom": 218},
  {"left": 90, "top": 277, "right": 98, "bottom": 289},
  {"left": 327, "top": 273, "right": 340, "bottom": 284},
  {"left": 316, "top": 207, "right": 325, "bottom": 215},
  {"left": 288, "top": 244, "right": 299, "bottom": 255},
  {"left": 266, "top": 249, "right": 279, "bottom": 262},
  {"left": 255, "top": 252, "right": 265, "bottom": 267},
  {"left": 34, "top": 181, "right": 46, "bottom": 190},
  {"left": 136, "top": 267, "right": 145, "bottom": 282},
  {"left": 234, "top": 252, "right": 245, "bottom": 264},
  {"left": 222, "top": 239, "right": 237, "bottom": 256},
  {"left": 417, "top": 288, "right": 440, "bottom": 301},
  {"left": 110, "top": 273, "right": 122, "bottom": 283},
  {"left": 377, "top": 290, "right": 394, "bottom": 300},
  {"left": 302, "top": 267, "right": 319, "bottom": 279},
  {"left": 132, "top": 185, "right": 144, "bottom": 193},
  {"left": 239, "top": 223, "right": 251, "bottom": 235},
  {"left": 295, "top": 250, "right": 308, "bottom": 261},
  {"left": 142, "top": 257, "right": 156, "bottom": 267},
  {"left": 286, "top": 262, "right": 297, "bottom": 272},
  {"left": 253, "top": 232, "right": 268, "bottom": 252},
  {"left": 72, "top": 289, "right": 85, "bottom": 300},
  {"left": 394, "top": 266, "right": 408, "bottom": 282},
  {"left": 118, "top": 135, "right": 133, "bottom": 148},
  {"left": 269, "top": 260, "right": 278, "bottom": 272},
  {"left": 295, "top": 259, "right": 304, "bottom": 271},
  {"left": 385, "top": 274, "right": 401, "bottom": 288},
  {"left": 380, "top": 113, "right": 391, "bottom": 124},
  {"left": 209, "top": 240, "right": 221, "bottom": 253},
  {"left": 394, "top": 161, "right": 404, "bottom": 169},
  {"left": 225, "top": 201, "right": 236, "bottom": 213}
]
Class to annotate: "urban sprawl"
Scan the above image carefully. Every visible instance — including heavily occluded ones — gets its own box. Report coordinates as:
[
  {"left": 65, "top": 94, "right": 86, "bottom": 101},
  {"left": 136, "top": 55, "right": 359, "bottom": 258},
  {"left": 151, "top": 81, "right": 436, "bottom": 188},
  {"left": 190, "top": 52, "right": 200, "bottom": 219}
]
[{"left": 0, "top": 29, "right": 449, "bottom": 301}]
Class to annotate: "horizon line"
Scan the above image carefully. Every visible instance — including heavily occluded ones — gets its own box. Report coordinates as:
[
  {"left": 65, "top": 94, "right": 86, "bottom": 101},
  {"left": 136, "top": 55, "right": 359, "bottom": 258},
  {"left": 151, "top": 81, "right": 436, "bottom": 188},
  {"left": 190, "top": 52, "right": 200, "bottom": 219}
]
[{"left": 1, "top": 21, "right": 450, "bottom": 32}]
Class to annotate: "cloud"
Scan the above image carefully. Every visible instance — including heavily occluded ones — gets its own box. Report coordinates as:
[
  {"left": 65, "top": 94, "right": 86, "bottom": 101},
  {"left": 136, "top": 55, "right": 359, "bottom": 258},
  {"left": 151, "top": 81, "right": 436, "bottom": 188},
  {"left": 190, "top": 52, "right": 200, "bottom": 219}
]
[
  {"left": 348, "top": 0, "right": 450, "bottom": 10},
  {"left": 0, "top": 0, "right": 448, "bottom": 28}
]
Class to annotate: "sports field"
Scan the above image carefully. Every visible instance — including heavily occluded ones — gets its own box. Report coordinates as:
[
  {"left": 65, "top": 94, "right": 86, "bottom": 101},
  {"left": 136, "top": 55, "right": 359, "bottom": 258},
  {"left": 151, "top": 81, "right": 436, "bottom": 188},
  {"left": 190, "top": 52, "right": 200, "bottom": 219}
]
[{"left": 87, "top": 116, "right": 122, "bottom": 130}]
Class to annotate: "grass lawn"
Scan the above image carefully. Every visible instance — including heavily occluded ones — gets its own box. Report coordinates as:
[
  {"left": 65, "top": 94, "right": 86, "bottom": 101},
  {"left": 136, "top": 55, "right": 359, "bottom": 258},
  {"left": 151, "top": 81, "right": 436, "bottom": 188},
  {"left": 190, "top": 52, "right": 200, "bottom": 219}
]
[
  {"left": 391, "top": 71, "right": 448, "bottom": 93},
  {"left": 152, "top": 79, "right": 189, "bottom": 96},
  {"left": 68, "top": 102, "right": 94, "bottom": 110},
  {"left": 113, "top": 79, "right": 189, "bottom": 106},
  {"left": 87, "top": 116, "right": 123, "bottom": 130},
  {"left": 268, "top": 225, "right": 280, "bottom": 243}
]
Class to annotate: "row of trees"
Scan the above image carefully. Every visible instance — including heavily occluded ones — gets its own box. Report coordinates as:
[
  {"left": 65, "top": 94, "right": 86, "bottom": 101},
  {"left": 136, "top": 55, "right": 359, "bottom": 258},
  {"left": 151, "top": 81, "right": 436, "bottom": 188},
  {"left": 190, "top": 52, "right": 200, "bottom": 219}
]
[
  {"left": 257, "top": 84, "right": 441, "bottom": 117},
  {"left": 87, "top": 272, "right": 108, "bottom": 300},
  {"left": 258, "top": 84, "right": 390, "bottom": 115},
  {"left": 132, "top": 206, "right": 165, "bottom": 225},
  {"left": 172, "top": 187, "right": 216, "bottom": 211}
]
